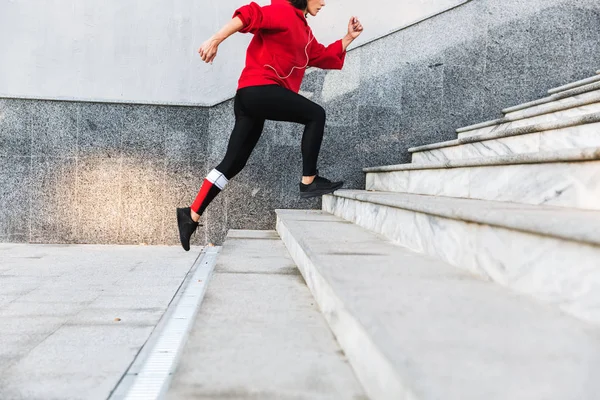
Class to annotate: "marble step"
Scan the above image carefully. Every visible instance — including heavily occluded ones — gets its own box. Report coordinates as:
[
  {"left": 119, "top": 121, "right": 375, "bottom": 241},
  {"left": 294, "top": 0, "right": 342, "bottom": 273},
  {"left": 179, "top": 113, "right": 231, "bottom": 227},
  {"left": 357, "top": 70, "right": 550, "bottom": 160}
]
[
  {"left": 167, "top": 230, "right": 365, "bottom": 399},
  {"left": 501, "top": 80, "right": 600, "bottom": 114},
  {"left": 548, "top": 74, "right": 600, "bottom": 95},
  {"left": 457, "top": 86, "right": 600, "bottom": 138},
  {"left": 410, "top": 114, "right": 600, "bottom": 164},
  {"left": 323, "top": 190, "right": 600, "bottom": 325},
  {"left": 364, "top": 146, "right": 600, "bottom": 211},
  {"left": 276, "top": 209, "right": 600, "bottom": 400}
]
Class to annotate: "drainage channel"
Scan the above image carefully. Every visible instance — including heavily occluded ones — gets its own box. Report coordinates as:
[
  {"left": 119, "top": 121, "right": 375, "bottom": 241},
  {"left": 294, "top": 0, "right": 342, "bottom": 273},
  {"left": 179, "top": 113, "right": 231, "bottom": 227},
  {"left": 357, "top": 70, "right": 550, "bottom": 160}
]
[{"left": 109, "top": 246, "right": 220, "bottom": 400}]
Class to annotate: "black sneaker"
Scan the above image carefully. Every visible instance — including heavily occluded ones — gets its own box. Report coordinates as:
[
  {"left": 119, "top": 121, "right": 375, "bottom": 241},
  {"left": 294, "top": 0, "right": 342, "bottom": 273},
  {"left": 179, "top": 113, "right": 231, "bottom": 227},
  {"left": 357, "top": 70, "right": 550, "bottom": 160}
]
[
  {"left": 177, "top": 207, "right": 199, "bottom": 251},
  {"left": 299, "top": 174, "right": 344, "bottom": 198}
]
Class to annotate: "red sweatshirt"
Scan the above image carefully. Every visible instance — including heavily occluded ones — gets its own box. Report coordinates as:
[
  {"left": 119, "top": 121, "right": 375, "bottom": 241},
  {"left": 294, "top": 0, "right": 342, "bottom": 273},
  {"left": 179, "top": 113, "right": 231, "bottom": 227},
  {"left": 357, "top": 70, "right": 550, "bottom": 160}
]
[{"left": 233, "top": 0, "right": 347, "bottom": 93}]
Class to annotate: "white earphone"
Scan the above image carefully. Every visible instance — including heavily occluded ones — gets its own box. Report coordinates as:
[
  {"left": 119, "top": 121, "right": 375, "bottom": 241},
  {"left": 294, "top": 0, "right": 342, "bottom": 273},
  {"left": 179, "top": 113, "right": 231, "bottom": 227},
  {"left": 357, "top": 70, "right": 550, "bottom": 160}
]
[{"left": 263, "top": 31, "right": 315, "bottom": 80}]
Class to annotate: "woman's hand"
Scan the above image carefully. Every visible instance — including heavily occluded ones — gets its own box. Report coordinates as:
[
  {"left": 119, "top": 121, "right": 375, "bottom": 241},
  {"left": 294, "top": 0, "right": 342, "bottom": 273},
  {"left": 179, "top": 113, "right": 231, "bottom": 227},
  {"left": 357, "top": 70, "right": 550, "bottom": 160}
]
[
  {"left": 342, "top": 16, "right": 363, "bottom": 50},
  {"left": 347, "top": 17, "right": 363, "bottom": 39},
  {"left": 198, "top": 36, "right": 221, "bottom": 64}
]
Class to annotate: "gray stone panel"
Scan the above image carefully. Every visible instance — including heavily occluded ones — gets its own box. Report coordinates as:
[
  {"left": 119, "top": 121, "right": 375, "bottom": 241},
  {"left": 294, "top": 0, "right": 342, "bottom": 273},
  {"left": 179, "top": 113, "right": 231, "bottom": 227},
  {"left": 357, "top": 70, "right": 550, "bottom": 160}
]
[
  {"left": 0, "top": 156, "right": 31, "bottom": 242},
  {"left": 78, "top": 102, "right": 125, "bottom": 159},
  {"left": 482, "top": 19, "right": 533, "bottom": 118},
  {"left": 268, "top": 120, "right": 302, "bottom": 148},
  {"left": 356, "top": 106, "right": 404, "bottom": 165},
  {"left": 399, "top": 62, "right": 446, "bottom": 150},
  {"left": 324, "top": 91, "right": 360, "bottom": 128},
  {"left": 570, "top": 6, "right": 600, "bottom": 80},
  {"left": 358, "top": 69, "right": 403, "bottom": 109},
  {"left": 206, "top": 100, "right": 235, "bottom": 165},
  {"left": 440, "top": 1, "right": 489, "bottom": 67},
  {"left": 527, "top": 6, "right": 575, "bottom": 94},
  {"left": 29, "top": 157, "right": 78, "bottom": 243},
  {"left": 443, "top": 64, "right": 486, "bottom": 132},
  {"left": 122, "top": 105, "right": 168, "bottom": 159},
  {"left": 164, "top": 106, "right": 208, "bottom": 163},
  {"left": 31, "top": 101, "right": 78, "bottom": 158},
  {"left": 358, "top": 42, "right": 403, "bottom": 109},
  {"left": 119, "top": 157, "right": 166, "bottom": 245},
  {"left": 0, "top": 99, "right": 32, "bottom": 157},
  {"left": 76, "top": 156, "right": 122, "bottom": 244}
]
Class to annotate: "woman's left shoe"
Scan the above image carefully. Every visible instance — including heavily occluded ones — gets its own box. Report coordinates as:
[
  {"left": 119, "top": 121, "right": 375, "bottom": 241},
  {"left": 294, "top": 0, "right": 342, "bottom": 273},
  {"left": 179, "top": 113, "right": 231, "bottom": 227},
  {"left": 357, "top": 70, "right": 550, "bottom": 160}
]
[
  {"left": 177, "top": 207, "right": 199, "bottom": 251},
  {"left": 299, "top": 175, "right": 344, "bottom": 198}
]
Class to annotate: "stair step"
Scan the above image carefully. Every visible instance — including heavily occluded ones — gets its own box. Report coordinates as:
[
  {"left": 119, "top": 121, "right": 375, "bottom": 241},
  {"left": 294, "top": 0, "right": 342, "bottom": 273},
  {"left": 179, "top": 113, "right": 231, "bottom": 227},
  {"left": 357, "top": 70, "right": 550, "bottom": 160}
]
[
  {"left": 364, "top": 147, "right": 600, "bottom": 210},
  {"left": 409, "top": 115, "right": 600, "bottom": 164},
  {"left": 502, "top": 81, "right": 600, "bottom": 114},
  {"left": 167, "top": 230, "right": 364, "bottom": 399},
  {"left": 548, "top": 74, "right": 600, "bottom": 95},
  {"left": 323, "top": 190, "right": 600, "bottom": 324},
  {"left": 276, "top": 209, "right": 600, "bottom": 400},
  {"left": 456, "top": 88, "right": 600, "bottom": 138}
]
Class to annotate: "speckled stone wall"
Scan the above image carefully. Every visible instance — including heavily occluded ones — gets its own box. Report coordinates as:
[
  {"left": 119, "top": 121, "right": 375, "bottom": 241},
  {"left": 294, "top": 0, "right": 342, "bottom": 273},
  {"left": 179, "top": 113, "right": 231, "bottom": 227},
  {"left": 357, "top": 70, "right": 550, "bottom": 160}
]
[
  {"left": 0, "top": 100, "right": 209, "bottom": 245},
  {"left": 2, "top": 0, "right": 599, "bottom": 245}
]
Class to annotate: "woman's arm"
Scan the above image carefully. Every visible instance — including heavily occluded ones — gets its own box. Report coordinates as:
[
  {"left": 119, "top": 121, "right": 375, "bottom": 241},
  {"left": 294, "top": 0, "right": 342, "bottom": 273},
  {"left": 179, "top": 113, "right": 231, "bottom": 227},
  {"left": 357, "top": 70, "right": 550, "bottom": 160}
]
[
  {"left": 199, "top": 2, "right": 289, "bottom": 64},
  {"left": 198, "top": 17, "right": 244, "bottom": 64},
  {"left": 308, "top": 17, "right": 363, "bottom": 70},
  {"left": 342, "top": 16, "right": 363, "bottom": 51}
]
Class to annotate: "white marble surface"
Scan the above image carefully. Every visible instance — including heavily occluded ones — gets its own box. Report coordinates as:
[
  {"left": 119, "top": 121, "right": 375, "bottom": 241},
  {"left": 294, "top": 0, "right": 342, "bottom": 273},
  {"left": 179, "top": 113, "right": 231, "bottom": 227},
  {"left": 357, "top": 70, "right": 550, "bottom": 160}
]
[
  {"left": 507, "top": 89, "right": 600, "bottom": 120},
  {"left": 414, "top": 121, "right": 600, "bottom": 163},
  {"left": 323, "top": 194, "right": 600, "bottom": 325},
  {"left": 457, "top": 88, "right": 600, "bottom": 136},
  {"left": 276, "top": 211, "right": 411, "bottom": 400},
  {"left": 372, "top": 146, "right": 600, "bottom": 172},
  {"left": 412, "top": 144, "right": 464, "bottom": 163},
  {"left": 502, "top": 81, "right": 600, "bottom": 114},
  {"left": 277, "top": 209, "right": 600, "bottom": 399},
  {"left": 548, "top": 74, "right": 600, "bottom": 95},
  {"left": 331, "top": 189, "right": 600, "bottom": 247},
  {"left": 366, "top": 159, "right": 600, "bottom": 211},
  {"left": 458, "top": 97, "right": 600, "bottom": 139}
]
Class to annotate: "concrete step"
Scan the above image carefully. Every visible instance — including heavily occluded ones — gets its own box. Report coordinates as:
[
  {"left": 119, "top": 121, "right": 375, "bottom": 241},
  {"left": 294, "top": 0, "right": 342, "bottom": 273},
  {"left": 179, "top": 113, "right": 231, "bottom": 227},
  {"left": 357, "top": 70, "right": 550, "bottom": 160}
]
[
  {"left": 276, "top": 209, "right": 600, "bottom": 400},
  {"left": 323, "top": 190, "right": 600, "bottom": 324},
  {"left": 456, "top": 87, "right": 600, "bottom": 138},
  {"left": 166, "top": 230, "right": 365, "bottom": 400},
  {"left": 501, "top": 81, "right": 600, "bottom": 115},
  {"left": 548, "top": 74, "right": 600, "bottom": 95},
  {"left": 364, "top": 146, "right": 600, "bottom": 211},
  {"left": 410, "top": 115, "right": 600, "bottom": 164}
]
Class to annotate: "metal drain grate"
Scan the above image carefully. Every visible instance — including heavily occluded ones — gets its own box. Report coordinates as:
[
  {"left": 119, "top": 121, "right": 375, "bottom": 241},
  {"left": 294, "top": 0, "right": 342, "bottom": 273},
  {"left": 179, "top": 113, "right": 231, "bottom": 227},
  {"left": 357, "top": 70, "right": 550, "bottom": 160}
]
[{"left": 113, "top": 246, "right": 219, "bottom": 400}]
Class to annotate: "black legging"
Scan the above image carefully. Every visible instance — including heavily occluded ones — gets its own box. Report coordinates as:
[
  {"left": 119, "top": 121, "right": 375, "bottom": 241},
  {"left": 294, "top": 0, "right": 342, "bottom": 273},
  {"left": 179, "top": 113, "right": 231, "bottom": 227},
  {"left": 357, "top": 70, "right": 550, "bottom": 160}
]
[{"left": 216, "top": 84, "right": 326, "bottom": 179}]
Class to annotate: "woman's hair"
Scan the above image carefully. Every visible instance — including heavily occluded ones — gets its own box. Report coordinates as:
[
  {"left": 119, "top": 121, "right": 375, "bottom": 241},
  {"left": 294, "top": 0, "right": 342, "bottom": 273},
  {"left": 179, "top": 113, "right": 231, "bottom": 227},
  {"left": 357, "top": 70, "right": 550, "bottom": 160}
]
[{"left": 288, "top": 0, "right": 308, "bottom": 10}]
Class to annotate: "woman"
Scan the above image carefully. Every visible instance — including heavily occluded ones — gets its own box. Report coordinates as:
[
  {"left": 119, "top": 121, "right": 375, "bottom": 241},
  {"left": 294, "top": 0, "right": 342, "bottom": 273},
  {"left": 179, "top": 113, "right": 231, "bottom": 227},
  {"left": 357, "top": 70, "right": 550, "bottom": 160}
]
[{"left": 177, "top": 0, "right": 364, "bottom": 251}]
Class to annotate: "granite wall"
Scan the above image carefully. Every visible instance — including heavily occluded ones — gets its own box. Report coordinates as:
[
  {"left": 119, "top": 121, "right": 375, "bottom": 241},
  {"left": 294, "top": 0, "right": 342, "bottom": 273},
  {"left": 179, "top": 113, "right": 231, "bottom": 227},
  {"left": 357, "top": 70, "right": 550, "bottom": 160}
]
[{"left": 1, "top": 0, "right": 599, "bottom": 245}]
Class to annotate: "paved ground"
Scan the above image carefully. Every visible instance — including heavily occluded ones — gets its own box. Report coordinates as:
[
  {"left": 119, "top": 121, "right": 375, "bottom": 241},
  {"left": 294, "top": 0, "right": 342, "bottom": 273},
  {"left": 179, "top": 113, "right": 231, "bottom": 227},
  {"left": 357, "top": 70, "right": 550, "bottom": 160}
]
[
  {"left": 167, "top": 230, "right": 365, "bottom": 400},
  {"left": 0, "top": 243, "right": 201, "bottom": 400}
]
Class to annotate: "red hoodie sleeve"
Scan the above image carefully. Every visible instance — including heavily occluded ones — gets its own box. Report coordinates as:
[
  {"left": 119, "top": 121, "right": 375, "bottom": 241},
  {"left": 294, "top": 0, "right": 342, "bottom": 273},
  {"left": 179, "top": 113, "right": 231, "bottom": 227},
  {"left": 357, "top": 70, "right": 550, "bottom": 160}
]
[
  {"left": 233, "top": 2, "right": 287, "bottom": 34},
  {"left": 308, "top": 39, "right": 346, "bottom": 70}
]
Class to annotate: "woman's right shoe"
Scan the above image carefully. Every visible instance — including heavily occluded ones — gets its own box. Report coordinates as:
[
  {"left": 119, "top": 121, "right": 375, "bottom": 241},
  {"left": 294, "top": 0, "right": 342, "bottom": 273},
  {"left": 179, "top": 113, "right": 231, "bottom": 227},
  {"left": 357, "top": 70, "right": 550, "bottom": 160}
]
[
  {"left": 299, "top": 175, "right": 344, "bottom": 198},
  {"left": 177, "top": 207, "right": 199, "bottom": 251}
]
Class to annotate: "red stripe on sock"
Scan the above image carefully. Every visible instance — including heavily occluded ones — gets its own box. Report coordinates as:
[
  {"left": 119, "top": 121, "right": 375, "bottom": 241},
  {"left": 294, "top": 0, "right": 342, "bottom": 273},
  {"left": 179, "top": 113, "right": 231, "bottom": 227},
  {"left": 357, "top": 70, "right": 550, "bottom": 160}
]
[{"left": 191, "top": 179, "right": 214, "bottom": 214}]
